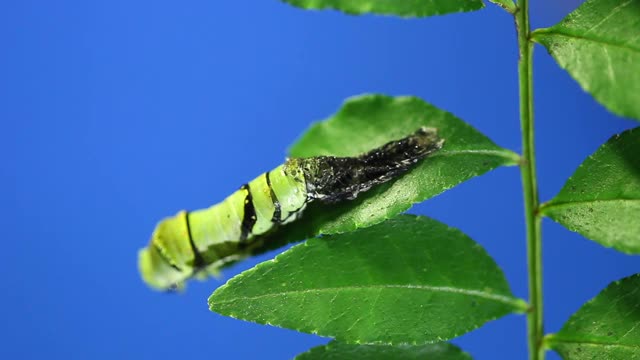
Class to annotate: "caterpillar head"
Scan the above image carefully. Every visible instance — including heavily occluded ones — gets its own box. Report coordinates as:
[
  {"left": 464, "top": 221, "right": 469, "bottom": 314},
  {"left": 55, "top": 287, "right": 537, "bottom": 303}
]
[{"left": 138, "top": 211, "right": 194, "bottom": 291}]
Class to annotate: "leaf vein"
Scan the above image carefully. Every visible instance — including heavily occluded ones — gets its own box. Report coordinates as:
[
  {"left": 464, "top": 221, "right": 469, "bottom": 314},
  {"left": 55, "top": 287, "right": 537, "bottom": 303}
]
[
  {"left": 533, "top": 30, "right": 640, "bottom": 54},
  {"left": 551, "top": 337, "right": 640, "bottom": 350},
  {"left": 583, "top": 0, "right": 633, "bottom": 35},
  {"left": 215, "top": 284, "right": 522, "bottom": 308},
  {"left": 540, "top": 198, "right": 640, "bottom": 214},
  {"left": 433, "top": 149, "right": 520, "bottom": 163}
]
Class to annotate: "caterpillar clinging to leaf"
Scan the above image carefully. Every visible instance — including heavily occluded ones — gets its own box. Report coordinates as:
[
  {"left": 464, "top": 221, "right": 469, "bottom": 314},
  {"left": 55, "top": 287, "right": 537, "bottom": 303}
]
[{"left": 139, "top": 127, "right": 444, "bottom": 291}]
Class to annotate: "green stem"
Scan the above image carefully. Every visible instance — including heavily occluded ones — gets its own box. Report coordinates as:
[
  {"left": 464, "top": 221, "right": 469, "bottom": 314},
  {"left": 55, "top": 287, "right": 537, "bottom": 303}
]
[{"left": 515, "top": 1, "right": 544, "bottom": 360}]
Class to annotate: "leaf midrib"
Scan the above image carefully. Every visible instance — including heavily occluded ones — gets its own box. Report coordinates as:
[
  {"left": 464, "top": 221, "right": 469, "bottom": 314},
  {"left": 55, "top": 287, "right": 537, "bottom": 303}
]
[
  {"left": 434, "top": 148, "right": 520, "bottom": 164},
  {"left": 540, "top": 198, "right": 640, "bottom": 215},
  {"left": 549, "top": 336, "right": 640, "bottom": 350},
  {"left": 213, "top": 283, "right": 525, "bottom": 309},
  {"left": 532, "top": 29, "right": 640, "bottom": 54}
]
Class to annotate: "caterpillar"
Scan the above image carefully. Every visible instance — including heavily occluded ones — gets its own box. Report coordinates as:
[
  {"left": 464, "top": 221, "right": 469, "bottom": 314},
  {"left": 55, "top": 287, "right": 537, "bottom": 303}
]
[{"left": 139, "top": 127, "right": 444, "bottom": 290}]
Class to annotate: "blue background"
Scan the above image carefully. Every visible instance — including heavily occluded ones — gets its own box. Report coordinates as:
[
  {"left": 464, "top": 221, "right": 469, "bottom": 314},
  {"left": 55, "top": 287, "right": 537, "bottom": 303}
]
[{"left": 2, "top": 0, "right": 637, "bottom": 359}]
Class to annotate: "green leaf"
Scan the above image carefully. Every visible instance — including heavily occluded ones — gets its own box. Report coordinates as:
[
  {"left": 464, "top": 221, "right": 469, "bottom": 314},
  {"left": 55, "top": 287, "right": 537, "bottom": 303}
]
[
  {"left": 488, "top": 0, "right": 516, "bottom": 13},
  {"left": 209, "top": 215, "right": 527, "bottom": 345},
  {"left": 295, "top": 341, "right": 472, "bottom": 360},
  {"left": 540, "top": 127, "right": 640, "bottom": 254},
  {"left": 546, "top": 274, "right": 640, "bottom": 359},
  {"left": 532, "top": 0, "right": 640, "bottom": 120},
  {"left": 281, "top": 0, "right": 484, "bottom": 18},
  {"left": 231, "top": 94, "right": 517, "bottom": 270},
  {"left": 287, "top": 94, "right": 519, "bottom": 237}
]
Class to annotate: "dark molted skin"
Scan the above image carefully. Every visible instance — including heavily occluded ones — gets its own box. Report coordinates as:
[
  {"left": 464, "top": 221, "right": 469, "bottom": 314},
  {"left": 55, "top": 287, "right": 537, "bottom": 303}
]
[{"left": 299, "top": 127, "right": 444, "bottom": 203}]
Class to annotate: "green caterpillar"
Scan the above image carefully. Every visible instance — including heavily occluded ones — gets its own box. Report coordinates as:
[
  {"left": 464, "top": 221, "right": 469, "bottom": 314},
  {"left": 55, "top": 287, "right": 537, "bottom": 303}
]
[{"left": 139, "top": 127, "right": 444, "bottom": 291}]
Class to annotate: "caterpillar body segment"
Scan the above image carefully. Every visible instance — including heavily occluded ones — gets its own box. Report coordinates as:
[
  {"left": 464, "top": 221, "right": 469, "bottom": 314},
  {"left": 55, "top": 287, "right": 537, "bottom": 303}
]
[{"left": 139, "top": 127, "right": 444, "bottom": 290}]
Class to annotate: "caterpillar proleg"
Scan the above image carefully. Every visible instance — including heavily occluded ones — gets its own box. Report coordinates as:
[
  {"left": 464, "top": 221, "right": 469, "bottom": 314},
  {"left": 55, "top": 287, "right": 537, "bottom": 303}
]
[{"left": 139, "top": 127, "right": 444, "bottom": 290}]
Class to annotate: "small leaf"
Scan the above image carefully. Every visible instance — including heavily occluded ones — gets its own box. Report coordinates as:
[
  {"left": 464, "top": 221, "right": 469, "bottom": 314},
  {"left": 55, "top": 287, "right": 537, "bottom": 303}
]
[
  {"left": 488, "top": 0, "right": 516, "bottom": 13},
  {"left": 546, "top": 274, "right": 640, "bottom": 360},
  {"left": 287, "top": 94, "right": 518, "bottom": 237},
  {"left": 281, "top": 0, "right": 484, "bottom": 18},
  {"left": 532, "top": 0, "right": 640, "bottom": 120},
  {"left": 209, "top": 215, "right": 526, "bottom": 345},
  {"left": 296, "top": 341, "right": 472, "bottom": 360},
  {"left": 540, "top": 127, "right": 640, "bottom": 254}
]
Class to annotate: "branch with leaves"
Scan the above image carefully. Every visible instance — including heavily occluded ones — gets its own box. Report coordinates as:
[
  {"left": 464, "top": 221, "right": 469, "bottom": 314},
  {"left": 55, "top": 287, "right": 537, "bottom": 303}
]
[{"left": 139, "top": 0, "right": 640, "bottom": 359}]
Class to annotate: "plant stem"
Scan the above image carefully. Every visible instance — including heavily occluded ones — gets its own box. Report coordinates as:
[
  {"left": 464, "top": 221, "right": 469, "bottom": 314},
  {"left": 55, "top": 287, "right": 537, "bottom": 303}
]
[{"left": 515, "top": 1, "right": 544, "bottom": 360}]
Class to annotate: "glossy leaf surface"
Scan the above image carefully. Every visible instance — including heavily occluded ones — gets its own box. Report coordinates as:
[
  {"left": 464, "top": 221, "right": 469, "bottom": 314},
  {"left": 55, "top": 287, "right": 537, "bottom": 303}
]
[
  {"left": 210, "top": 215, "right": 526, "bottom": 344},
  {"left": 296, "top": 341, "right": 472, "bottom": 360},
  {"left": 532, "top": 0, "right": 640, "bottom": 120},
  {"left": 547, "top": 274, "right": 640, "bottom": 359},
  {"left": 281, "top": 0, "right": 484, "bottom": 18},
  {"left": 541, "top": 128, "right": 640, "bottom": 254}
]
